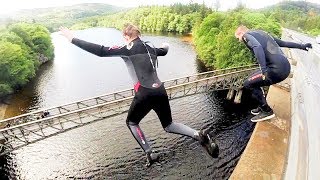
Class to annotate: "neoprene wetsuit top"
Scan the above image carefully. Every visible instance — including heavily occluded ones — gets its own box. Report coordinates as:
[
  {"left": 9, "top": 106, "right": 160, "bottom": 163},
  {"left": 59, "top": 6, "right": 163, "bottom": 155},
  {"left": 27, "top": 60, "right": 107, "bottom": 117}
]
[
  {"left": 71, "top": 37, "right": 168, "bottom": 90},
  {"left": 243, "top": 30, "right": 304, "bottom": 81}
]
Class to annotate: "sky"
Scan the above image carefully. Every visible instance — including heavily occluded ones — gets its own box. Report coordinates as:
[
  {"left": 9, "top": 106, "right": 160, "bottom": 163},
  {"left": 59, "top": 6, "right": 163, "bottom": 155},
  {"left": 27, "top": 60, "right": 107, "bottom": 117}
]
[{"left": 0, "top": 0, "right": 319, "bottom": 15}]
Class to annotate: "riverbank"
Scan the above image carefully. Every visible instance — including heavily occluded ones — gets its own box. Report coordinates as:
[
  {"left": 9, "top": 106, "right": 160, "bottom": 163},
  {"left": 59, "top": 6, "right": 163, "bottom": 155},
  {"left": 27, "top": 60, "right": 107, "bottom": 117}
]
[{"left": 0, "top": 103, "right": 7, "bottom": 121}]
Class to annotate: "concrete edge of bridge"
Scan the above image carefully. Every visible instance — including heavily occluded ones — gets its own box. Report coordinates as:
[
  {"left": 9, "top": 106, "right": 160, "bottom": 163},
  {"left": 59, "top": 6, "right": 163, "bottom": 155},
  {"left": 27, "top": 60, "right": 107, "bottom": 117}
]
[{"left": 230, "top": 80, "right": 291, "bottom": 179}]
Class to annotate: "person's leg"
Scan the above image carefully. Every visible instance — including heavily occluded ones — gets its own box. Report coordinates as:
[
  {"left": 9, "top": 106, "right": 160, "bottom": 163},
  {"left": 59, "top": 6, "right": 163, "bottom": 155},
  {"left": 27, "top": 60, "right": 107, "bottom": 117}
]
[
  {"left": 126, "top": 88, "right": 161, "bottom": 167},
  {"left": 249, "top": 87, "right": 274, "bottom": 114},
  {"left": 243, "top": 70, "right": 275, "bottom": 121},
  {"left": 126, "top": 94, "right": 152, "bottom": 153},
  {"left": 244, "top": 70, "right": 272, "bottom": 107},
  {"left": 150, "top": 85, "right": 219, "bottom": 157},
  {"left": 151, "top": 88, "right": 199, "bottom": 140}
]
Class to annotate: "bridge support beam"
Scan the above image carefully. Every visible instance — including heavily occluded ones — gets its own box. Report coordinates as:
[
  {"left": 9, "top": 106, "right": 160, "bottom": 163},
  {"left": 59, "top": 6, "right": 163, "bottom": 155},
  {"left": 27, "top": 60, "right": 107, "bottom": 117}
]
[
  {"left": 234, "top": 89, "right": 243, "bottom": 104},
  {"left": 226, "top": 89, "right": 235, "bottom": 100}
]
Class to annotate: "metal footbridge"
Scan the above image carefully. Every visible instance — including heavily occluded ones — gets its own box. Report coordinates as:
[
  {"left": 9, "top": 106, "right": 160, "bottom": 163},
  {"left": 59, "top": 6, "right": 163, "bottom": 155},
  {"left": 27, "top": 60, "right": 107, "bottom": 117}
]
[{"left": 0, "top": 65, "right": 258, "bottom": 155}]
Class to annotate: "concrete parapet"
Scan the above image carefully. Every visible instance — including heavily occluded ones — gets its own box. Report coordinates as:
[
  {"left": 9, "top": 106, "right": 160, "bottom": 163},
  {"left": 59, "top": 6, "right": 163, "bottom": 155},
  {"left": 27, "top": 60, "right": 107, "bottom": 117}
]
[{"left": 284, "top": 49, "right": 320, "bottom": 180}]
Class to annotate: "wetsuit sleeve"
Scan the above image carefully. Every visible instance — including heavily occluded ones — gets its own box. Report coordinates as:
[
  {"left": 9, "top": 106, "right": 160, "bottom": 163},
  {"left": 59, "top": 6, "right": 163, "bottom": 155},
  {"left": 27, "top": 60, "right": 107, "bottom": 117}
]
[
  {"left": 155, "top": 47, "right": 168, "bottom": 56},
  {"left": 71, "top": 38, "right": 129, "bottom": 57},
  {"left": 273, "top": 37, "right": 303, "bottom": 49},
  {"left": 243, "top": 34, "right": 267, "bottom": 73}
]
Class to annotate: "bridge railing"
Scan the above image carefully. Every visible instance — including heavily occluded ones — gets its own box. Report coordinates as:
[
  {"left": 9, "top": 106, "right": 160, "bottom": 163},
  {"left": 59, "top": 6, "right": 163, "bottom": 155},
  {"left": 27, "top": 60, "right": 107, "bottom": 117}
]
[
  {"left": 0, "top": 65, "right": 258, "bottom": 155},
  {"left": 0, "top": 65, "right": 257, "bottom": 128},
  {"left": 163, "top": 65, "right": 257, "bottom": 87}
]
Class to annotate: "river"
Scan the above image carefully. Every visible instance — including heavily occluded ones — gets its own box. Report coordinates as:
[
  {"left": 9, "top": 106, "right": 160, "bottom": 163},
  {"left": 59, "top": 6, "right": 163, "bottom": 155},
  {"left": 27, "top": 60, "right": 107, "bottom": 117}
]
[{"left": 1, "top": 28, "right": 255, "bottom": 179}]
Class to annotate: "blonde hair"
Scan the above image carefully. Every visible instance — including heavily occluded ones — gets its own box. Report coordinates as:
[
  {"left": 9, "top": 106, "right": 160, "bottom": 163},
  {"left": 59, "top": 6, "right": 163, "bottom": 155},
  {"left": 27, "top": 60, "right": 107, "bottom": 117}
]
[
  {"left": 122, "top": 23, "right": 141, "bottom": 38},
  {"left": 235, "top": 25, "right": 249, "bottom": 35}
]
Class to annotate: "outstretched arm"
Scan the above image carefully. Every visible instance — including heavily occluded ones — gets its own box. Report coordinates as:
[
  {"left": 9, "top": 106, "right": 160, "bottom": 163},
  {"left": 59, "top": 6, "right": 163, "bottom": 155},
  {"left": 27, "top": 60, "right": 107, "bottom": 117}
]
[
  {"left": 59, "top": 27, "right": 75, "bottom": 42},
  {"left": 274, "top": 37, "right": 312, "bottom": 51},
  {"left": 71, "top": 38, "right": 129, "bottom": 57},
  {"left": 243, "top": 33, "right": 267, "bottom": 74},
  {"left": 59, "top": 27, "right": 129, "bottom": 57}
]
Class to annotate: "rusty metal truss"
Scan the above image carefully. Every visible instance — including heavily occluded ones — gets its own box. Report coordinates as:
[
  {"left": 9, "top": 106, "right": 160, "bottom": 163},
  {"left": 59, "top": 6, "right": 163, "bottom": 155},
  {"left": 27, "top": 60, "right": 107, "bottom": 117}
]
[{"left": 0, "top": 65, "right": 258, "bottom": 155}]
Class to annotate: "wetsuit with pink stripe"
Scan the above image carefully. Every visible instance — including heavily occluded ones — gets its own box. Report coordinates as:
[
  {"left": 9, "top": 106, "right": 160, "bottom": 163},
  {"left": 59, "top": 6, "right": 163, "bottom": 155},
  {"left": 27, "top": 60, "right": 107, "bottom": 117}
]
[{"left": 71, "top": 37, "right": 199, "bottom": 153}]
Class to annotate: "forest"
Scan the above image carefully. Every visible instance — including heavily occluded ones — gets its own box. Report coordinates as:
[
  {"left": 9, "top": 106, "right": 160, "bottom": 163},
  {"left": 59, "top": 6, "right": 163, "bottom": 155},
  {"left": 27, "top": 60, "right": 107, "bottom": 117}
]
[
  {"left": 262, "top": 1, "right": 320, "bottom": 36},
  {"left": 69, "top": 2, "right": 319, "bottom": 68},
  {"left": 0, "top": 23, "right": 54, "bottom": 97},
  {"left": 71, "top": 3, "right": 212, "bottom": 33}
]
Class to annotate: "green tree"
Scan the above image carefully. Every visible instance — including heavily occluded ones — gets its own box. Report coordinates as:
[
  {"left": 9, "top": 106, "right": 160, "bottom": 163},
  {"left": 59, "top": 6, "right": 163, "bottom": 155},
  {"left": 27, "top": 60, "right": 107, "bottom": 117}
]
[
  {"left": 8, "top": 23, "right": 54, "bottom": 68},
  {"left": 0, "top": 41, "right": 35, "bottom": 96},
  {"left": 193, "top": 12, "right": 225, "bottom": 65},
  {"left": 0, "top": 23, "right": 54, "bottom": 97},
  {"left": 73, "top": 4, "right": 211, "bottom": 34},
  {"left": 262, "top": 1, "right": 320, "bottom": 36},
  {"left": 193, "top": 10, "right": 281, "bottom": 69}
]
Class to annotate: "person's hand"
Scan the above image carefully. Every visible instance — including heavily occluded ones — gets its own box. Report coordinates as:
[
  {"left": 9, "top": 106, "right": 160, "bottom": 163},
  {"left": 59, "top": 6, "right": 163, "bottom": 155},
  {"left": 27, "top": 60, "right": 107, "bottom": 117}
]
[
  {"left": 262, "top": 71, "right": 268, "bottom": 81},
  {"left": 161, "top": 43, "right": 169, "bottom": 49},
  {"left": 302, "top": 43, "right": 312, "bottom": 51},
  {"left": 59, "top": 27, "right": 74, "bottom": 42}
]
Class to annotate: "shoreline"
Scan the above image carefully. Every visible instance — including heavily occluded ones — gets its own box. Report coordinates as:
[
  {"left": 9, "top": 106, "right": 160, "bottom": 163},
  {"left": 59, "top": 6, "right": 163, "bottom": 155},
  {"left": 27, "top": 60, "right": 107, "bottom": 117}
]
[
  {"left": 0, "top": 96, "right": 11, "bottom": 122},
  {"left": 0, "top": 103, "right": 8, "bottom": 121}
]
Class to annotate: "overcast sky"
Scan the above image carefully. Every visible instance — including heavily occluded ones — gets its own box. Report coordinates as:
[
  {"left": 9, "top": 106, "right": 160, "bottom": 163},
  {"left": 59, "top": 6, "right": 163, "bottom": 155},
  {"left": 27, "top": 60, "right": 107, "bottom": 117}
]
[{"left": 0, "top": 0, "right": 319, "bottom": 15}]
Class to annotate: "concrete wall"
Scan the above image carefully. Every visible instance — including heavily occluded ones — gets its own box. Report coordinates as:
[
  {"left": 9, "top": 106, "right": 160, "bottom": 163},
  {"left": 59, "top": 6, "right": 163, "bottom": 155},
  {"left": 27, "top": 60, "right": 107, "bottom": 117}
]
[{"left": 284, "top": 46, "right": 320, "bottom": 179}]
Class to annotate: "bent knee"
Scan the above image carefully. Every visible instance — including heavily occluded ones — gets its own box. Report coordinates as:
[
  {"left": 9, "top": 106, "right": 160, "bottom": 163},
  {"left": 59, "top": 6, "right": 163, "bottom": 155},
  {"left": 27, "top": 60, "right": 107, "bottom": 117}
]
[
  {"left": 126, "top": 119, "right": 138, "bottom": 126},
  {"left": 243, "top": 80, "right": 252, "bottom": 89}
]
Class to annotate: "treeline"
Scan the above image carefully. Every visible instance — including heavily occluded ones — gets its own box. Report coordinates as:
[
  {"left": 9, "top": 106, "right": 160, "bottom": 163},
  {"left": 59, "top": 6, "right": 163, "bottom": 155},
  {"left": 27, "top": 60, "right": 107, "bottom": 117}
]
[
  {"left": 38, "top": 1, "right": 320, "bottom": 68},
  {"left": 72, "top": 4, "right": 281, "bottom": 69},
  {"left": 0, "top": 23, "right": 54, "bottom": 97},
  {"left": 71, "top": 3, "right": 212, "bottom": 33},
  {"left": 71, "top": 2, "right": 320, "bottom": 69},
  {"left": 193, "top": 9, "right": 281, "bottom": 69},
  {"left": 263, "top": 1, "right": 320, "bottom": 35},
  {"left": 1, "top": 3, "right": 123, "bottom": 32}
]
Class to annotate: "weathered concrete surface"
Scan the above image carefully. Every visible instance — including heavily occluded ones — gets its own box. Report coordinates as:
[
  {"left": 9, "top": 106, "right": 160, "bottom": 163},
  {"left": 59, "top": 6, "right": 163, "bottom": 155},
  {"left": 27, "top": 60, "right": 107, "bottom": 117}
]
[{"left": 230, "top": 84, "right": 291, "bottom": 180}]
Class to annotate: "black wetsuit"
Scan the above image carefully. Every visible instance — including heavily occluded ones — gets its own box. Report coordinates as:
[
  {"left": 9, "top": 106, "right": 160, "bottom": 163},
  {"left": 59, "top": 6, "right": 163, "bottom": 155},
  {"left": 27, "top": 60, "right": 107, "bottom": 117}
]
[
  {"left": 242, "top": 30, "right": 305, "bottom": 110},
  {"left": 71, "top": 37, "right": 199, "bottom": 153}
]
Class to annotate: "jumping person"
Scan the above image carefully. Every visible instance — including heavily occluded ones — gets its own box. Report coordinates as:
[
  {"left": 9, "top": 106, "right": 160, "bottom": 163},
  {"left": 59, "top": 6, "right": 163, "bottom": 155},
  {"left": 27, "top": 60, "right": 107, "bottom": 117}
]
[
  {"left": 59, "top": 24, "right": 218, "bottom": 166},
  {"left": 235, "top": 25, "right": 312, "bottom": 122}
]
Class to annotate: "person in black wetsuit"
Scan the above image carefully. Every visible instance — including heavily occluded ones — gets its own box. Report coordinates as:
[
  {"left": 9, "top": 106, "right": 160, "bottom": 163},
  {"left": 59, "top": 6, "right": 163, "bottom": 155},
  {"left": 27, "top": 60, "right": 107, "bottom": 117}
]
[
  {"left": 59, "top": 23, "right": 218, "bottom": 166},
  {"left": 235, "top": 25, "right": 312, "bottom": 122}
]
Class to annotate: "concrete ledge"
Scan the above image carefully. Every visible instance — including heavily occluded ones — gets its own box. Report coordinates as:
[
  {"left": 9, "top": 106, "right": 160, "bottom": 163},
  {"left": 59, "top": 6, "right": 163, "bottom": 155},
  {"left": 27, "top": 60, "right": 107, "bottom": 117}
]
[{"left": 230, "top": 85, "right": 291, "bottom": 179}]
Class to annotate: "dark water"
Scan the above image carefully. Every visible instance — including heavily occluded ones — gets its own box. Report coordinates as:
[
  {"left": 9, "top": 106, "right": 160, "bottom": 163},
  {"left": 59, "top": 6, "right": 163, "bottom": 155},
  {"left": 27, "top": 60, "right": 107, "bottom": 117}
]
[{"left": 1, "top": 28, "right": 256, "bottom": 179}]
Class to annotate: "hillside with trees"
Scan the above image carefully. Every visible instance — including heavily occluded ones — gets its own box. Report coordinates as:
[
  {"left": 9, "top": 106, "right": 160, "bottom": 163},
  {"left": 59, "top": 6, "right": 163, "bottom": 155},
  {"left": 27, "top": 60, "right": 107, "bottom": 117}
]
[
  {"left": 0, "top": 3, "right": 123, "bottom": 32},
  {"left": 69, "top": 2, "right": 318, "bottom": 69},
  {"left": 71, "top": 3, "right": 212, "bottom": 34},
  {"left": 262, "top": 1, "right": 320, "bottom": 35},
  {"left": 0, "top": 23, "right": 54, "bottom": 97}
]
